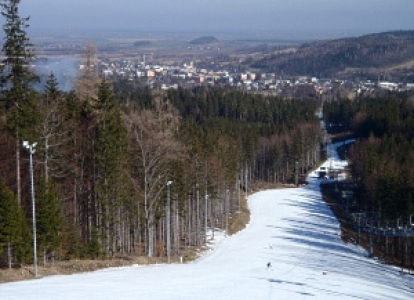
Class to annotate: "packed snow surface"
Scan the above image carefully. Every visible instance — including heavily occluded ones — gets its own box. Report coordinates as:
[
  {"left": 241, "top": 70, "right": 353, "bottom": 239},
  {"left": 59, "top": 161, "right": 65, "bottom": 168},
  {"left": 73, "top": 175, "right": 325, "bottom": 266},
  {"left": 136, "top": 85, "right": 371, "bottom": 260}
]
[{"left": 1, "top": 140, "right": 413, "bottom": 299}]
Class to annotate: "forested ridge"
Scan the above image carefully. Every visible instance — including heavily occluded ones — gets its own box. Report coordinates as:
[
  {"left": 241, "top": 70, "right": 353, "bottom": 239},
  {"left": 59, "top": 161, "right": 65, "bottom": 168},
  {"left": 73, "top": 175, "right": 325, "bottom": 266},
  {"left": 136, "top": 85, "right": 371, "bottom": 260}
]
[
  {"left": 252, "top": 30, "right": 414, "bottom": 80},
  {"left": 0, "top": 1, "right": 322, "bottom": 268}
]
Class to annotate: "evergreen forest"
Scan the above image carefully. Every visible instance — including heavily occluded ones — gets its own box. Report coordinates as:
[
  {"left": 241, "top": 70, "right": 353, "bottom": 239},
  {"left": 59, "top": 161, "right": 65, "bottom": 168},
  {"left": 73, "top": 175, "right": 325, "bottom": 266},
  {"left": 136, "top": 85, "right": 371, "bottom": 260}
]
[{"left": 324, "top": 92, "right": 414, "bottom": 267}]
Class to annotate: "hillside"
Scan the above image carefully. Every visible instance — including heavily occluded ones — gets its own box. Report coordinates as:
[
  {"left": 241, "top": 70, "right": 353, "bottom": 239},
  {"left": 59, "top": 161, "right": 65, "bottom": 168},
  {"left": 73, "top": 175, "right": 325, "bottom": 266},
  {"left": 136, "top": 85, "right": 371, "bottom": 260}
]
[
  {"left": 251, "top": 30, "right": 414, "bottom": 81},
  {"left": 1, "top": 149, "right": 413, "bottom": 299},
  {"left": 189, "top": 36, "right": 219, "bottom": 45}
]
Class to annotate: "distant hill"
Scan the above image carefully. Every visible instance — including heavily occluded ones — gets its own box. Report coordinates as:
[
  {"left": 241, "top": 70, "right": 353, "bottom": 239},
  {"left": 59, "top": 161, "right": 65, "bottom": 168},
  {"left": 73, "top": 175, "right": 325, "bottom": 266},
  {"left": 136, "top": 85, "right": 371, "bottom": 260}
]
[
  {"left": 189, "top": 36, "right": 219, "bottom": 45},
  {"left": 134, "top": 40, "right": 152, "bottom": 47},
  {"left": 250, "top": 30, "right": 414, "bottom": 81}
]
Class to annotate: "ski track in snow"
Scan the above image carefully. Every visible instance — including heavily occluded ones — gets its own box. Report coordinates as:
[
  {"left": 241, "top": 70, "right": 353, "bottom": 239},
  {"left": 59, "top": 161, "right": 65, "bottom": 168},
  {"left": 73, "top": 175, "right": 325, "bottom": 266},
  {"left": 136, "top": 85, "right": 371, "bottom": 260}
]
[{"left": 1, "top": 139, "right": 413, "bottom": 299}]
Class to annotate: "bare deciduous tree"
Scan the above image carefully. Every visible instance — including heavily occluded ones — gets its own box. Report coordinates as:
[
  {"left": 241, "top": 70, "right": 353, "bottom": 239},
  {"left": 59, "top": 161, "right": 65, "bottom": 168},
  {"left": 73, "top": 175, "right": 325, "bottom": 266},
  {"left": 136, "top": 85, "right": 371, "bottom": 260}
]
[
  {"left": 74, "top": 43, "right": 101, "bottom": 104},
  {"left": 125, "top": 98, "right": 182, "bottom": 257}
]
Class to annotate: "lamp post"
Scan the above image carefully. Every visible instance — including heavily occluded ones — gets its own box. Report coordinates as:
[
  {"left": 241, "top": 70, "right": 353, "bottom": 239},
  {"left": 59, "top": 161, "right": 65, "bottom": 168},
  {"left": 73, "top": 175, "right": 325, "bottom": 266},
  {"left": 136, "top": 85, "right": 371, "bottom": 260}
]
[
  {"left": 245, "top": 166, "right": 248, "bottom": 200},
  {"left": 295, "top": 161, "right": 299, "bottom": 187},
  {"left": 225, "top": 189, "right": 229, "bottom": 234},
  {"left": 166, "top": 181, "right": 172, "bottom": 263},
  {"left": 23, "top": 141, "right": 38, "bottom": 277}
]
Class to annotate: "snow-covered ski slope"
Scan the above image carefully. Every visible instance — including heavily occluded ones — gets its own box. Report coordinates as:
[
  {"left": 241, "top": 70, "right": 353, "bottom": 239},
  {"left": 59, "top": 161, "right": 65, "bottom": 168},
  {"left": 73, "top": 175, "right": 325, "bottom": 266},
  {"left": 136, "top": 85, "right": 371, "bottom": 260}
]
[{"left": 1, "top": 141, "right": 413, "bottom": 299}]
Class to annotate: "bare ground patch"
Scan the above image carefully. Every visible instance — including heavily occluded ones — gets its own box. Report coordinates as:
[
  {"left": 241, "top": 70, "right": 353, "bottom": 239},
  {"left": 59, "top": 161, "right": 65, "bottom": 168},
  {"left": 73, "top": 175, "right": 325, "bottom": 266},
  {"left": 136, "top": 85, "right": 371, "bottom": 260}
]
[{"left": 0, "top": 256, "right": 168, "bottom": 284}]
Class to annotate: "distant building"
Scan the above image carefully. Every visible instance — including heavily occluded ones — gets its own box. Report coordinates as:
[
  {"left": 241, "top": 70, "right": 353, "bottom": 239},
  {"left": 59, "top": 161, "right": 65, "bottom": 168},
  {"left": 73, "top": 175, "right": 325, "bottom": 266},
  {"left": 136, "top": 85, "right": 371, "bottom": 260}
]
[
  {"left": 248, "top": 73, "right": 256, "bottom": 81},
  {"left": 147, "top": 70, "right": 156, "bottom": 78},
  {"left": 379, "top": 82, "right": 398, "bottom": 91}
]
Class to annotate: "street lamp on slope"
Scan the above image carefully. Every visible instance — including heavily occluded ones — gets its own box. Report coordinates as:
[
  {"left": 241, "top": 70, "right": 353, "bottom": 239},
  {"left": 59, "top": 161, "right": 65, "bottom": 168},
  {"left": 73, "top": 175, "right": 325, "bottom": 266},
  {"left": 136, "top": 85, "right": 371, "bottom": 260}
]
[
  {"left": 23, "top": 141, "right": 38, "bottom": 277},
  {"left": 166, "top": 181, "right": 172, "bottom": 263}
]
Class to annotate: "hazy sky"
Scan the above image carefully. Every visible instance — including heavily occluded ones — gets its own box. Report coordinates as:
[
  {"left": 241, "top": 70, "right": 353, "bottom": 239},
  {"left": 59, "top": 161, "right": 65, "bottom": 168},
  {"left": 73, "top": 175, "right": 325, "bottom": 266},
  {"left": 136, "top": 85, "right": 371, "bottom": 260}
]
[{"left": 19, "top": 0, "right": 414, "bottom": 38}]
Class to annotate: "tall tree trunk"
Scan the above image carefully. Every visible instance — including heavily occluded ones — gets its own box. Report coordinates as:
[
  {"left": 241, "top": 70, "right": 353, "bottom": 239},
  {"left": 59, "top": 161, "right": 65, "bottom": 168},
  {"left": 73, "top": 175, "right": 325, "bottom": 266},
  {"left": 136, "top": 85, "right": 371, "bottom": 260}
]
[
  {"left": 7, "top": 242, "right": 12, "bottom": 269},
  {"left": 43, "top": 126, "right": 49, "bottom": 184},
  {"left": 175, "top": 201, "right": 180, "bottom": 256},
  {"left": 147, "top": 215, "right": 154, "bottom": 257}
]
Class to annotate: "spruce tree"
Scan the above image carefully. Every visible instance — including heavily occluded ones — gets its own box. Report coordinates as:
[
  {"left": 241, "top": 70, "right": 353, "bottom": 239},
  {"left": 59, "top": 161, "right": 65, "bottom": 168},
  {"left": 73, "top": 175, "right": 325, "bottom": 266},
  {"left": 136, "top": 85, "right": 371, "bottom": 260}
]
[
  {"left": 40, "top": 73, "right": 66, "bottom": 183},
  {"left": 0, "top": 0, "right": 39, "bottom": 129},
  {"left": 94, "top": 80, "right": 127, "bottom": 255},
  {"left": 1, "top": 0, "right": 39, "bottom": 205},
  {"left": 0, "top": 0, "right": 38, "bottom": 103},
  {"left": 36, "top": 179, "right": 63, "bottom": 264},
  {"left": 0, "top": 181, "right": 29, "bottom": 266},
  {"left": 44, "top": 73, "right": 60, "bottom": 104},
  {"left": 95, "top": 80, "right": 127, "bottom": 197}
]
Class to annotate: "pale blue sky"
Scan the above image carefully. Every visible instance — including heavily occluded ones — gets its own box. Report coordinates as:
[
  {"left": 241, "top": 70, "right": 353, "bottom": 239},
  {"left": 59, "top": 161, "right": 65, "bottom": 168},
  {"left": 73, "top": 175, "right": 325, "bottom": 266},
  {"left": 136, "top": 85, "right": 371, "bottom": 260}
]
[{"left": 20, "top": 0, "right": 414, "bottom": 38}]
